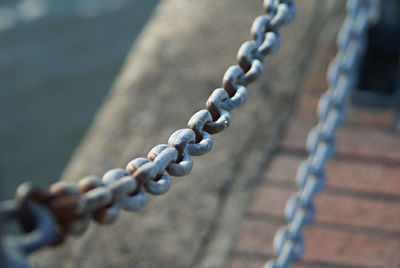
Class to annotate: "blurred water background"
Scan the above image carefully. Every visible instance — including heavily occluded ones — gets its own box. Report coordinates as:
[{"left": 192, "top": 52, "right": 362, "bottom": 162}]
[{"left": 0, "top": 0, "right": 159, "bottom": 199}]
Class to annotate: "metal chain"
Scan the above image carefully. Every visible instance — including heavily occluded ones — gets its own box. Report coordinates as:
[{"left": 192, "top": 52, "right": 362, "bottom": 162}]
[
  {"left": 0, "top": 0, "right": 296, "bottom": 265},
  {"left": 264, "top": 0, "right": 375, "bottom": 267}
]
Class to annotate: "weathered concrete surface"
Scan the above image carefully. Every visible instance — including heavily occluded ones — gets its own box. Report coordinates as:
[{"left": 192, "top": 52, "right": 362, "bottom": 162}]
[{"left": 30, "top": 0, "right": 344, "bottom": 267}]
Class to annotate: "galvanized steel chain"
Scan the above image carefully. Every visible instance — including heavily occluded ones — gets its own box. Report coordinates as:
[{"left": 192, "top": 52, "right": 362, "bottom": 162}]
[
  {"left": 264, "top": 0, "right": 375, "bottom": 267},
  {"left": 0, "top": 1, "right": 295, "bottom": 266}
]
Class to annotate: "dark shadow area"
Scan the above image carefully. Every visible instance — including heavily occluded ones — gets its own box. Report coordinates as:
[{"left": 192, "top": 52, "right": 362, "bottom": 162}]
[{"left": 353, "top": 0, "right": 400, "bottom": 107}]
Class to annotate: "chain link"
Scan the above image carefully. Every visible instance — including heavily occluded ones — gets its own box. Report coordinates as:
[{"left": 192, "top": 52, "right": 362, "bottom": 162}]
[
  {"left": 264, "top": 1, "right": 375, "bottom": 267},
  {"left": 0, "top": 0, "right": 296, "bottom": 263}
]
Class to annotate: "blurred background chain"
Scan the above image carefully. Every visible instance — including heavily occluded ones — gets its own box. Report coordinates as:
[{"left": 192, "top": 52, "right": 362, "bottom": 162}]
[{"left": 264, "top": 0, "right": 376, "bottom": 267}]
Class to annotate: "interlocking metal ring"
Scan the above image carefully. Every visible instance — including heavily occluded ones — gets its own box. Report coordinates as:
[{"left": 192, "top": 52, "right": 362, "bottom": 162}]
[
  {"left": 127, "top": 157, "right": 172, "bottom": 195},
  {"left": 1, "top": 201, "right": 58, "bottom": 254},
  {"left": 148, "top": 144, "right": 193, "bottom": 176},
  {"left": 203, "top": 109, "right": 231, "bottom": 134},
  {"left": 273, "top": 227, "right": 304, "bottom": 260},
  {"left": 102, "top": 169, "right": 147, "bottom": 211}
]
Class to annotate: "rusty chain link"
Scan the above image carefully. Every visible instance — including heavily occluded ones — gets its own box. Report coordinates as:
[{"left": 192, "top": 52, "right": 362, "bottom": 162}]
[
  {"left": 264, "top": 0, "right": 375, "bottom": 267},
  {"left": 0, "top": 1, "right": 296, "bottom": 266}
]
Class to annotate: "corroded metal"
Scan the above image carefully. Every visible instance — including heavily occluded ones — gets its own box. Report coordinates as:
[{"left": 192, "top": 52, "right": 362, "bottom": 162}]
[{"left": 0, "top": 0, "right": 296, "bottom": 263}]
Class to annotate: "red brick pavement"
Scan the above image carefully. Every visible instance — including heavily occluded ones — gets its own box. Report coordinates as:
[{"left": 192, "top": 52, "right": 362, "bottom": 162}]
[{"left": 226, "top": 28, "right": 400, "bottom": 268}]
